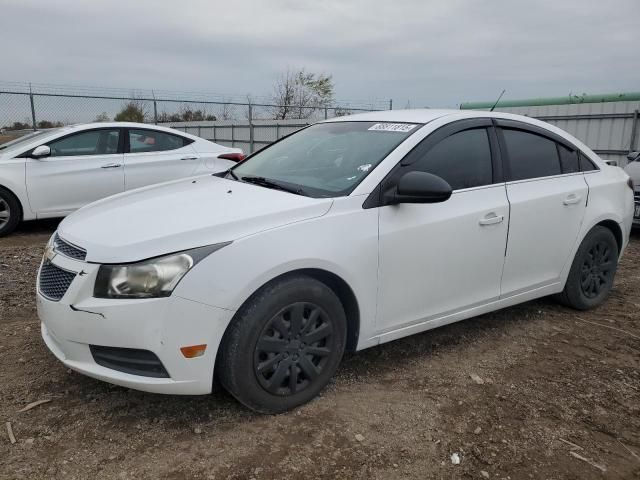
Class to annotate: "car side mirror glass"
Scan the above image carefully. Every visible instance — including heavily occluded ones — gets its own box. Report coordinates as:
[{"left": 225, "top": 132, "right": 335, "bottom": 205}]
[
  {"left": 627, "top": 151, "right": 640, "bottom": 163},
  {"left": 387, "top": 171, "right": 452, "bottom": 205},
  {"left": 31, "top": 145, "right": 51, "bottom": 159}
]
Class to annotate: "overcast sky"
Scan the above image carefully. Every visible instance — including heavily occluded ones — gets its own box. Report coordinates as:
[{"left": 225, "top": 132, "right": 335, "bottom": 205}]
[{"left": 2, "top": 0, "right": 639, "bottom": 107}]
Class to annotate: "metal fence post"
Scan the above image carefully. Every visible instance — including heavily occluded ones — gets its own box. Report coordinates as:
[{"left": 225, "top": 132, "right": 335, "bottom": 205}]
[
  {"left": 152, "top": 90, "right": 158, "bottom": 125},
  {"left": 231, "top": 124, "right": 235, "bottom": 148},
  {"left": 29, "top": 85, "right": 37, "bottom": 131},
  {"left": 324, "top": 107, "right": 328, "bottom": 120},
  {"left": 629, "top": 109, "right": 639, "bottom": 153},
  {"left": 276, "top": 123, "right": 280, "bottom": 141},
  {"left": 213, "top": 125, "right": 217, "bottom": 142},
  {"left": 389, "top": 99, "right": 393, "bottom": 110},
  {"left": 248, "top": 102, "right": 254, "bottom": 154}
]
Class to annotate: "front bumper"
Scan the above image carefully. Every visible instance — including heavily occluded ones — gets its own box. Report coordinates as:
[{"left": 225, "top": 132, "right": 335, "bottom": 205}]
[
  {"left": 37, "top": 250, "right": 235, "bottom": 395},
  {"left": 634, "top": 190, "right": 640, "bottom": 226}
]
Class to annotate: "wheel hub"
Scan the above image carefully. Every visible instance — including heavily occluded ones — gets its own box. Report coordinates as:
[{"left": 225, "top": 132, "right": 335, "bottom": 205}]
[
  {"left": 254, "top": 302, "right": 334, "bottom": 396},
  {"left": 580, "top": 241, "right": 613, "bottom": 299},
  {"left": 0, "top": 198, "right": 10, "bottom": 230}
]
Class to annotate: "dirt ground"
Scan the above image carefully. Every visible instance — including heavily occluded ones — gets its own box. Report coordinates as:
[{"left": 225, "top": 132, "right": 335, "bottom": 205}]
[{"left": 1, "top": 221, "right": 639, "bottom": 480}]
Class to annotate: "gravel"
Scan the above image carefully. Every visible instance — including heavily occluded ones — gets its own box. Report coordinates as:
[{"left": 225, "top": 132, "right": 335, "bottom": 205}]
[{"left": 1, "top": 220, "right": 639, "bottom": 479}]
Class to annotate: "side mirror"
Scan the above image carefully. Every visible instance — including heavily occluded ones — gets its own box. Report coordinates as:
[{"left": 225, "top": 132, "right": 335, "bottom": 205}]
[
  {"left": 386, "top": 171, "right": 452, "bottom": 205},
  {"left": 627, "top": 151, "right": 640, "bottom": 163},
  {"left": 31, "top": 145, "right": 51, "bottom": 159}
]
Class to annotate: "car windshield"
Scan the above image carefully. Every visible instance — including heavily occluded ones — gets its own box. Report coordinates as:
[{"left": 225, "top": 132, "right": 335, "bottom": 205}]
[
  {"left": 231, "top": 121, "right": 421, "bottom": 197},
  {"left": 0, "top": 129, "right": 61, "bottom": 152}
]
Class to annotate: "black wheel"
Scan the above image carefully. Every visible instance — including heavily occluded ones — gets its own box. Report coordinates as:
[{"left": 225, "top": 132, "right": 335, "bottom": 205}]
[
  {"left": 556, "top": 226, "right": 618, "bottom": 310},
  {"left": 0, "top": 187, "right": 21, "bottom": 237},
  {"left": 218, "top": 275, "right": 346, "bottom": 413}
]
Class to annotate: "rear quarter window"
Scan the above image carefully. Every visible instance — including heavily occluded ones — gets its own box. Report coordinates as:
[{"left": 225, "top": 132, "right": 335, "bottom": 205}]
[
  {"left": 579, "top": 151, "right": 599, "bottom": 171},
  {"left": 557, "top": 144, "right": 580, "bottom": 174}
]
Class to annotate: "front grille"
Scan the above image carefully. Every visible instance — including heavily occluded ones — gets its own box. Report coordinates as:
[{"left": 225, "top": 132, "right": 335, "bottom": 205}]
[
  {"left": 53, "top": 233, "right": 86, "bottom": 261},
  {"left": 39, "top": 261, "right": 76, "bottom": 301},
  {"left": 90, "top": 346, "right": 170, "bottom": 378}
]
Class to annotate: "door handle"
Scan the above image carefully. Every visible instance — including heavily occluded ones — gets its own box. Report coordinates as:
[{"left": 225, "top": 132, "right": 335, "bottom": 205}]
[
  {"left": 563, "top": 194, "right": 582, "bottom": 205},
  {"left": 479, "top": 213, "right": 504, "bottom": 226},
  {"left": 101, "top": 163, "right": 122, "bottom": 169},
  {"left": 180, "top": 156, "right": 199, "bottom": 161}
]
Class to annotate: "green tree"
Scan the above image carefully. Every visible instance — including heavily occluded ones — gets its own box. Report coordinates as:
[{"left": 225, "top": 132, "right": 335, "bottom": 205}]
[
  {"left": 37, "top": 120, "right": 63, "bottom": 129},
  {"left": 157, "top": 106, "right": 216, "bottom": 123},
  {"left": 114, "top": 101, "right": 147, "bottom": 122}
]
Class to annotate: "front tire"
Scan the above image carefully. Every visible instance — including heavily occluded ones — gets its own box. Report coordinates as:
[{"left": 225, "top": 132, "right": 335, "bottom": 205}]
[
  {"left": 0, "top": 187, "right": 21, "bottom": 237},
  {"left": 218, "top": 275, "right": 347, "bottom": 413},
  {"left": 557, "top": 226, "right": 619, "bottom": 310}
]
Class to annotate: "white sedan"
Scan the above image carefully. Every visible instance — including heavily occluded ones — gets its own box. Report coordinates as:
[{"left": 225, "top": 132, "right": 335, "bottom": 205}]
[
  {"left": 0, "top": 122, "right": 244, "bottom": 235},
  {"left": 624, "top": 151, "right": 640, "bottom": 225},
  {"left": 37, "top": 110, "right": 634, "bottom": 413}
]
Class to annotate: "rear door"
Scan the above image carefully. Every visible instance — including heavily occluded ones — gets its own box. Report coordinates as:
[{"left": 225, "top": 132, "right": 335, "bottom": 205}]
[
  {"left": 497, "top": 120, "right": 588, "bottom": 296},
  {"left": 25, "top": 128, "right": 124, "bottom": 215},
  {"left": 123, "top": 128, "right": 201, "bottom": 190}
]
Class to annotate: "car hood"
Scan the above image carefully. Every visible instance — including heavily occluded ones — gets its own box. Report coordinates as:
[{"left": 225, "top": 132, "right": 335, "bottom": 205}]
[{"left": 58, "top": 175, "right": 333, "bottom": 263}]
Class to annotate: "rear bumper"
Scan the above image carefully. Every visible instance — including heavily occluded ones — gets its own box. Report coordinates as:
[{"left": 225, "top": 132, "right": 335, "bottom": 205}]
[{"left": 37, "top": 252, "right": 235, "bottom": 395}]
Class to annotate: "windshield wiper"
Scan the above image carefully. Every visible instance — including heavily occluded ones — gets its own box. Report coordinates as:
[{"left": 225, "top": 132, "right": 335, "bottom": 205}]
[{"left": 241, "top": 176, "right": 306, "bottom": 196}]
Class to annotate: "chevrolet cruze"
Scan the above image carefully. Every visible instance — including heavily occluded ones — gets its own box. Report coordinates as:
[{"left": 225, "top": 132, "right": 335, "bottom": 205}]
[{"left": 37, "top": 110, "right": 635, "bottom": 413}]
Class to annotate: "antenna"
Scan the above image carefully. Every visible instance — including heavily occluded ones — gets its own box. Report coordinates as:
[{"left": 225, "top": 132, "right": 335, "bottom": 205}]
[{"left": 490, "top": 89, "right": 506, "bottom": 112}]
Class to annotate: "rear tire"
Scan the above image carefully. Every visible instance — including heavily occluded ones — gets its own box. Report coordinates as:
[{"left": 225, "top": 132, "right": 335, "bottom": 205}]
[
  {"left": 218, "top": 275, "right": 346, "bottom": 413},
  {"left": 556, "top": 226, "right": 618, "bottom": 310},
  {"left": 0, "top": 187, "right": 21, "bottom": 237}
]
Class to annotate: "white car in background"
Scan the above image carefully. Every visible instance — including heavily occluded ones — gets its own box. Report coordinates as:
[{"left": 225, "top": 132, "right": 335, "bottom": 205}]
[
  {"left": 624, "top": 151, "right": 640, "bottom": 225},
  {"left": 0, "top": 122, "right": 244, "bottom": 236},
  {"left": 37, "top": 110, "right": 634, "bottom": 413}
]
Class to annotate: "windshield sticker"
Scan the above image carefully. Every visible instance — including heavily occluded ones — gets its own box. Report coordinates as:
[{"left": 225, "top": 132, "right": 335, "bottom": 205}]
[
  {"left": 357, "top": 164, "right": 372, "bottom": 172},
  {"left": 368, "top": 123, "right": 417, "bottom": 133}
]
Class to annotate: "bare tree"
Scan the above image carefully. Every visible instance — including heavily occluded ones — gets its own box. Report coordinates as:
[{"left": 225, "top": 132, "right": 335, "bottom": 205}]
[
  {"left": 209, "top": 98, "right": 234, "bottom": 121},
  {"left": 271, "top": 69, "right": 334, "bottom": 120}
]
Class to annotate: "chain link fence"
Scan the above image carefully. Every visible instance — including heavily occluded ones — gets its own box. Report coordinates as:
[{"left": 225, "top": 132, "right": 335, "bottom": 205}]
[{"left": 0, "top": 82, "right": 390, "bottom": 151}]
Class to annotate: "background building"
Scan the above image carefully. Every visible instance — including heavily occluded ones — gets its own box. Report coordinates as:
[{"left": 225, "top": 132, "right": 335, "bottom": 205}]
[{"left": 461, "top": 92, "right": 640, "bottom": 168}]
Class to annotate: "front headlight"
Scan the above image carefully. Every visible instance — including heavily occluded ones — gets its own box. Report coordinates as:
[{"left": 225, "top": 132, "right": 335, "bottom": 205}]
[{"left": 94, "top": 242, "right": 230, "bottom": 299}]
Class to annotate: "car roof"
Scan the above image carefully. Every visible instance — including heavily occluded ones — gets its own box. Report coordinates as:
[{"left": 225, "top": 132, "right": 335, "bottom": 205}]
[
  {"left": 63, "top": 122, "right": 187, "bottom": 133},
  {"left": 322, "top": 109, "right": 460, "bottom": 124},
  {"left": 324, "top": 108, "right": 605, "bottom": 167}
]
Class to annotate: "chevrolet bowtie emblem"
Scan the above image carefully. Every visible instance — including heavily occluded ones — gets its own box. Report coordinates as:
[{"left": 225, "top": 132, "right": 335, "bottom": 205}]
[{"left": 44, "top": 244, "right": 56, "bottom": 262}]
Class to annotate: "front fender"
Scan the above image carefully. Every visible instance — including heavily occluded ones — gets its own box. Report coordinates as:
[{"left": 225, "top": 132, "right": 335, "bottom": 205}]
[
  {"left": 0, "top": 159, "right": 35, "bottom": 220},
  {"left": 174, "top": 198, "right": 379, "bottom": 347}
]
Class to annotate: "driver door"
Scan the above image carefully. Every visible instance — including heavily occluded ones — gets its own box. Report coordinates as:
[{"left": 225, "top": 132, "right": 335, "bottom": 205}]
[
  {"left": 375, "top": 120, "right": 509, "bottom": 336},
  {"left": 25, "top": 128, "right": 125, "bottom": 216}
]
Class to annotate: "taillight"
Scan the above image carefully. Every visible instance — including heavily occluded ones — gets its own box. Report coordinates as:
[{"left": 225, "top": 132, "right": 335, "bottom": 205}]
[{"left": 218, "top": 152, "right": 246, "bottom": 162}]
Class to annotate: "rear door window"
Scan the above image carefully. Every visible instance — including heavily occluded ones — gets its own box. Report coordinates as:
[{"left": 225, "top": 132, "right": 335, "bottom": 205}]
[
  {"left": 128, "top": 129, "right": 191, "bottom": 153},
  {"left": 502, "top": 129, "right": 561, "bottom": 181}
]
